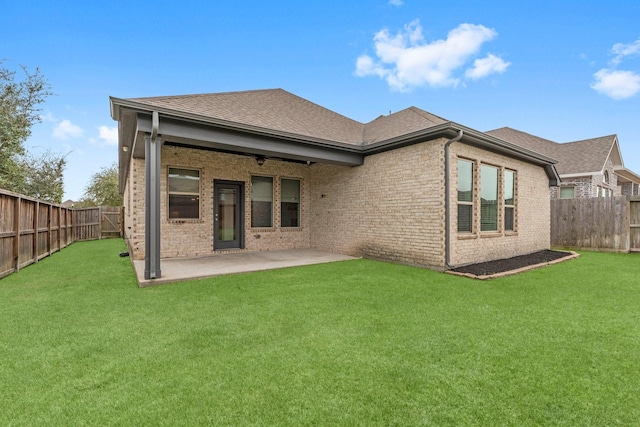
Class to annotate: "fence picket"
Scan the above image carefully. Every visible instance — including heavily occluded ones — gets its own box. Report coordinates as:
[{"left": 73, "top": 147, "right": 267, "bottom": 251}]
[
  {"left": 0, "top": 188, "right": 122, "bottom": 279},
  {"left": 551, "top": 196, "right": 637, "bottom": 252}
]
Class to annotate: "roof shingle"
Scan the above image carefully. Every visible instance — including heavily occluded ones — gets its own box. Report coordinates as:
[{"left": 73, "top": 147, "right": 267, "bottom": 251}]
[{"left": 486, "top": 127, "right": 618, "bottom": 175}]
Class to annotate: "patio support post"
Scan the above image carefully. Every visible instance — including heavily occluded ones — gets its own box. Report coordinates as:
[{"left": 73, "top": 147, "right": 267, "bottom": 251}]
[{"left": 144, "top": 112, "right": 161, "bottom": 279}]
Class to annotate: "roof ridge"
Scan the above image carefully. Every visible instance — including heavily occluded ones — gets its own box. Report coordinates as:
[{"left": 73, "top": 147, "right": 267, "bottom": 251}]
[
  {"left": 407, "top": 106, "right": 451, "bottom": 123},
  {"left": 129, "top": 88, "right": 285, "bottom": 102},
  {"left": 562, "top": 134, "right": 617, "bottom": 145}
]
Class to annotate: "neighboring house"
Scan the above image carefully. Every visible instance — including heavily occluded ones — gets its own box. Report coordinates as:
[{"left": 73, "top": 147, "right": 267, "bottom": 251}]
[
  {"left": 110, "top": 89, "right": 559, "bottom": 280},
  {"left": 486, "top": 127, "right": 640, "bottom": 199}
]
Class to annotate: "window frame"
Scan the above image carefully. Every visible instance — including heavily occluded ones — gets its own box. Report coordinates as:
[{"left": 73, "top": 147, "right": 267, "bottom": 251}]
[
  {"left": 480, "top": 163, "right": 499, "bottom": 232},
  {"left": 504, "top": 169, "right": 516, "bottom": 232},
  {"left": 457, "top": 159, "right": 474, "bottom": 233},
  {"left": 559, "top": 186, "right": 575, "bottom": 199},
  {"left": 167, "top": 167, "right": 201, "bottom": 220},
  {"left": 280, "top": 177, "right": 301, "bottom": 228},
  {"left": 250, "top": 175, "right": 274, "bottom": 228}
]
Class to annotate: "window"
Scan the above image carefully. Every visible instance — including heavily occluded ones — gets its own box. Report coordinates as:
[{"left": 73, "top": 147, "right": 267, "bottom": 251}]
[
  {"left": 603, "top": 170, "right": 609, "bottom": 184},
  {"left": 504, "top": 170, "right": 516, "bottom": 231},
  {"left": 281, "top": 178, "right": 300, "bottom": 227},
  {"left": 598, "top": 187, "right": 606, "bottom": 198},
  {"left": 251, "top": 176, "right": 273, "bottom": 227},
  {"left": 559, "top": 187, "right": 575, "bottom": 199},
  {"left": 481, "top": 165, "right": 499, "bottom": 231},
  {"left": 457, "top": 160, "right": 473, "bottom": 232},
  {"left": 168, "top": 168, "right": 200, "bottom": 219}
]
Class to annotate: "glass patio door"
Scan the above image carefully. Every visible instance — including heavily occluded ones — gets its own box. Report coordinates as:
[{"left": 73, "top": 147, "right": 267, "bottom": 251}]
[{"left": 214, "top": 181, "right": 244, "bottom": 250}]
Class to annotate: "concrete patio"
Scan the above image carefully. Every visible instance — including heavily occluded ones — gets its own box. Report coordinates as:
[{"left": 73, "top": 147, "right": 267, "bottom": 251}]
[{"left": 132, "top": 248, "right": 357, "bottom": 286}]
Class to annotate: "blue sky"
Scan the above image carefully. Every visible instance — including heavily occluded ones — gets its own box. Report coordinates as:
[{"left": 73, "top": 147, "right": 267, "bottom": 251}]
[{"left": 2, "top": 0, "right": 640, "bottom": 200}]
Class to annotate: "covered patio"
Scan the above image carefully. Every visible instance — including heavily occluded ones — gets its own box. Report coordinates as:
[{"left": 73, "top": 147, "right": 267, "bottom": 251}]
[{"left": 132, "top": 248, "right": 357, "bottom": 286}]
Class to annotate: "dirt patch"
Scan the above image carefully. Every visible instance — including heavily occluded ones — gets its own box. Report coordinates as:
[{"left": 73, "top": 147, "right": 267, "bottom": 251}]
[{"left": 450, "top": 250, "right": 576, "bottom": 279}]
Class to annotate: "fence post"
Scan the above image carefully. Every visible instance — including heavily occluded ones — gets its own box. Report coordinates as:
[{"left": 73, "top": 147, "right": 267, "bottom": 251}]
[
  {"left": 56, "top": 206, "right": 61, "bottom": 252},
  {"left": 33, "top": 201, "right": 39, "bottom": 263},
  {"left": 13, "top": 196, "right": 20, "bottom": 272},
  {"left": 47, "top": 204, "right": 52, "bottom": 256}
]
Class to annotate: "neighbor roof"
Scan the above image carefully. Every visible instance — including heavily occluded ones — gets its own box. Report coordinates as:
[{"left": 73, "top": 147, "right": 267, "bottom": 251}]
[{"left": 486, "top": 127, "right": 621, "bottom": 176}]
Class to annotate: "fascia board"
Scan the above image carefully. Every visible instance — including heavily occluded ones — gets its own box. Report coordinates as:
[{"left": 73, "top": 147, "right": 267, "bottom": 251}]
[
  {"left": 113, "top": 98, "right": 559, "bottom": 171},
  {"left": 559, "top": 172, "right": 597, "bottom": 178},
  {"left": 113, "top": 99, "right": 361, "bottom": 151},
  {"left": 135, "top": 114, "right": 364, "bottom": 166}
]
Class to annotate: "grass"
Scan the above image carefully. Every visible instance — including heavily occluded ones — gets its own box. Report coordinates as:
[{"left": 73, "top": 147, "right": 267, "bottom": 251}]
[{"left": 1, "top": 240, "right": 639, "bottom": 426}]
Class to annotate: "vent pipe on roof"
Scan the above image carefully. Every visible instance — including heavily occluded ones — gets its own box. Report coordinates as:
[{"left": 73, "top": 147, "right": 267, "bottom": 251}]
[{"left": 444, "top": 129, "right": 464, "bottom": 270}]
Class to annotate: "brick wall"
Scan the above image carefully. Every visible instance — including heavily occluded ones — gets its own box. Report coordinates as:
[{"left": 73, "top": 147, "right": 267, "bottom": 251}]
[
  {"left": 621, "top": 182, "right": 638, "bottom": 196},
  {"left": 125, "top": 139, "right": 553, "bottom": 269},
  {"left": 551, "top": 159, "right": 618, "bottom": 199},
  {"left": 125, "top": 145, "right": 311, "bottom": 260},
  {"left": 448, "top": 143, "right": 551, "bottom": 266},
  {"left": 309, "top": 139, "right": 447, "bottom": 269}
]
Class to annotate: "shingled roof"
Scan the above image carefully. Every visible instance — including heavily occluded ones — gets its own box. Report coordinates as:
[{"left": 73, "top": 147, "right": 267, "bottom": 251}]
[
  {"left": 124, "top": 89, "right": 453, "bottom": 146},
  {"left": 363, "top": 107, "right": 448, "bottom": 144},
  {"left": 127, "top": 89, "right": 365, "bottom": 145},
  {"left": 486, "top": 127, "right": 620, "bottom": 176},
  {"left": 111, "top": 89, "right": 563, "bottom": 191}
]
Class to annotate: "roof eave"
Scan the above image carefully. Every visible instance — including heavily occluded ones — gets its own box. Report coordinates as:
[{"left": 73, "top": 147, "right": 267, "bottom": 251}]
[
  {"left": 614, "top": 167, "right": 640, "bottom": 184},
  {"left": 109, "top": 97, "right": 362, "bottom": 151},
  {"left": 365, "top": 122, "right": 558, "bottom": 164}
]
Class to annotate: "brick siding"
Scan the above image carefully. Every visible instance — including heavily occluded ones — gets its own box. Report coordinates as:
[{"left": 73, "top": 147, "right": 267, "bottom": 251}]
[
  {"left": 124, "top": 139, "right": 552, "bottom": 269},
  {"left": 449, "top": 143, "right": 551, "bottom": 266}
]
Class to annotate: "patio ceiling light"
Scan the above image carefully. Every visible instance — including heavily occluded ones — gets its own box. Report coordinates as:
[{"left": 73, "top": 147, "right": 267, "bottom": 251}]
[{"left": 256, "top": 156, "right": 266, "bottom": 166}]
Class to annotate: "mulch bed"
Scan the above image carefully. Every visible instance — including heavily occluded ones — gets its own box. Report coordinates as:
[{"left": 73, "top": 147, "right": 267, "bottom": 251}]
[{"left": 450, "top": 250, "right": 575, "bottom": 278}]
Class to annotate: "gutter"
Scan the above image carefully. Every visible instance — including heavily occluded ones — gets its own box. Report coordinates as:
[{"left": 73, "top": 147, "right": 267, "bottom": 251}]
[{"left": 444, "top": 129, "right": 464, "bottom": 270}]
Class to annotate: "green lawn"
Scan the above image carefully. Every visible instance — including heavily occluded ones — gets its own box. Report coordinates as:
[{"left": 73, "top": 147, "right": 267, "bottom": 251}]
[{"left": 1, "top": 240, "right": 639, "bottom": 426}]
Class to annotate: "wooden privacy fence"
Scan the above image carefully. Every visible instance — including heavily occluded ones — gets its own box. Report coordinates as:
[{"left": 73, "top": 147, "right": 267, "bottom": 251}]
[
  {"left": 0, "top": 189, "right": 123, "bottom": 279},
  {"left": 73, "top": 206, "right": 123, "bottom": 241},
  {"left": 551, "top": 196, "right": 640, "bottom": 252}
]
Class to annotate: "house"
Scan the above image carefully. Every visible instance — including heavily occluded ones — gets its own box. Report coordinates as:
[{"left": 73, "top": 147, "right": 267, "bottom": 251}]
[
  {"left": 110, "top": 89, "right": 559, "bottom": 280},
  {"left": 486, "top": 127, "right": 640, "bottom": 199}
]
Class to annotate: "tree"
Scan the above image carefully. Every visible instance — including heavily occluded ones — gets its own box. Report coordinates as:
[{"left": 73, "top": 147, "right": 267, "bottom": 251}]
[
  {"left": 0, "top": 61, "right": 53, "bottom": 191},
  {"left": 81, "top": 162, "right": 122, "bottom": 206},
  {"left": 16, "top": 150, "right": 67, "bottom": 203}
]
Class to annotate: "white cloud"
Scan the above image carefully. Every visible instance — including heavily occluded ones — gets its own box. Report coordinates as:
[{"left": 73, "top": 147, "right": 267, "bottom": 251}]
[
  {"left": 98, "top": 125, "right": 118, "bottom": 145},
  {"left": 40, "top": 112, "right": 58, "bottom": 122},
  {"left": 465, "top": 54, "right": 511, "bottom": 79},
  {"left": 355, "top": 21, "right": 507, "bottom": 91},
  {"left": 53, "top": 119, "right": 84, "bottom": 140},
  {"left": 591, "top": 69, "right": 640, "bottom": 100},
  {"left": 389, "top": 0, "right": 404, "bottom": 6},
  {"left": 612, "top": 38, "right": 640, "bottom": 65}
]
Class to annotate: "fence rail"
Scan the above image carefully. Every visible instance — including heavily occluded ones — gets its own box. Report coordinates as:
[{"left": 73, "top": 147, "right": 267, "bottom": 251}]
[
  {"left": 551, "top": 196, "right": 640, "bottom": 252},
  {"left": 0, "top": 189, "right": 122, "bottom": 279}
]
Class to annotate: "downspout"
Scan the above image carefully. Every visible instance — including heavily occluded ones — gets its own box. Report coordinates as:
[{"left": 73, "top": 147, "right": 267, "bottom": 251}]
[{"left": 444, "top": 129, "right": 464, "bottom": 270}]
